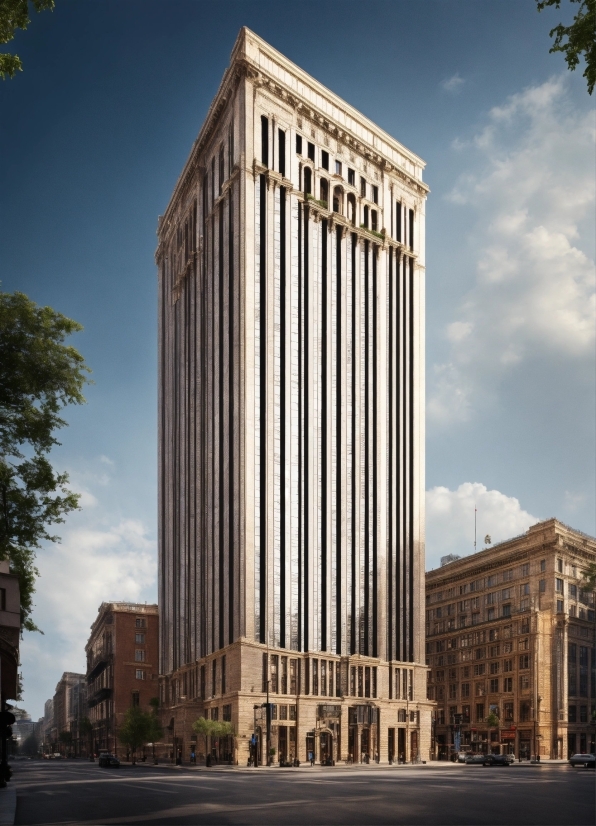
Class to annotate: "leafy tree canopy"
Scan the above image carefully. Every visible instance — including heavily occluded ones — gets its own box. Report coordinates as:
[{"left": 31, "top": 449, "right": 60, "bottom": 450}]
[
  {"left": 0, "top": 0, "right": 54, "bottom": 79},
  {"left": 0, "top": 290, "right": 90, "bottom": 631},
  {"left": 119, "top": 707, "right": 162, "bottom": 756},
  {"left": 581, "top": 562, "right": 596, "bottom": 592},
  {"left": 537, "top": 0, "right": 596, "bottom": 94},
  {"left": 486, "top": 712, "right": 500, "bottom": 727},
  {"left": 192, "top": 717, "right": 234, "bottom": 739}
]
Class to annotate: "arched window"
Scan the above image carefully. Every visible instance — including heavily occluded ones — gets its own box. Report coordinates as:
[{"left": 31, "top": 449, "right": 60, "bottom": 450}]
[
  {"left": 347, "top": 193, "right": 356, "bottom": 225},
  {"left": 304, "top": 166, "right": 312, "bottom": 195},
  {"left": 320, "top": 178, "right": 328, "bottom": 206},
  {"left": 333, "top": 186, "right": 343, "bottom": 214}
]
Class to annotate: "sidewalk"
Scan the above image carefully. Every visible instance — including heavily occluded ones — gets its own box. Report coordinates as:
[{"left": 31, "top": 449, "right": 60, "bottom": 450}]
[{"left": 0, "top": 785, "right": 16, "bottom": 826}]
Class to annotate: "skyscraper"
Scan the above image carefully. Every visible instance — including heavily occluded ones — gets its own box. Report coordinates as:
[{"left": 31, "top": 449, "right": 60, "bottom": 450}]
[{"left": 158, "top": 27, "right": 430, "bottom": 765}]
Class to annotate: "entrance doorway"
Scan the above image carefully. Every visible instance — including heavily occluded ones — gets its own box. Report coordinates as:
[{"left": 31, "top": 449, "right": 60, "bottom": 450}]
[
  {"left": 398, "top": 728, "right": 406, "bottom": 763},
  {"left": 410, "top": 730, "right": 419, "bottom": 762},
  {"left": 320, "top": 731, "right": 332, "bottom": 765},
  {"left": 388, "top": 728, "right": 395, "bottom": 763},
  {"left": 279, "top": 726, "right": 288, "bottom": 764}
]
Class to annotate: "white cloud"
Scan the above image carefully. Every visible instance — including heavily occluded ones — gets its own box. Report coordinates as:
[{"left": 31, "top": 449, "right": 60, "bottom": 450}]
[
  {"left": 426, "top": 482, "right": 539, "bottom": 570},
  {"left": 19, "top": 469, "right": 156, "bottom": 717},
  {"left": 441, "top": 73, "right": 465, "bottom": 93},
  {"left": 430, "top": 76, "right": 596, "bottom": 425}
]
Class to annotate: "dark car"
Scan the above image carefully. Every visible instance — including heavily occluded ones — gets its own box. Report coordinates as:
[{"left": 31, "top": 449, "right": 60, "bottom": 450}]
[
  {"left": 465, "top": 754, "right": 486, "bottom": 764},
  {"left": 482, "top": 754, "right": 512, "bottom": 766},
  {"left": 98, "top": 753, "right": 120, "bottom": 768},
  {"left": 569, "top": 753, "right": 595, "bottom": 768}
]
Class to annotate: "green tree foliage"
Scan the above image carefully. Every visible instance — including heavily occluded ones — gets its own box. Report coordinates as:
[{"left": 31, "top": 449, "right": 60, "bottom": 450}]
[
  {"left": 191, "top": 717, "right": 234, "bottom": 739},
  {"left": 485, "top": 712, "right": 500, "bottom": 728},
  {"left": 118, "top": 707, "right": 160, "bottom": 762},
  {"left": 580, "top": 562, "right": 596, "bottom": 592},
  {"left": 0, "top": 290, "right": 90, "bottom": 631},
  {"left": 537, "top": 0, "right": 596, "bottom": 94},
  {"left": 0, "top": 0, "right": 54, "bottom": 79}
]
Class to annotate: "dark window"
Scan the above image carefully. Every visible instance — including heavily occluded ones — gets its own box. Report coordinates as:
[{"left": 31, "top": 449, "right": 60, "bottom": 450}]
[
  {"left": 223, "top": 704, "right": 232, "bottom": 722},
  {"left": 271, "top": 654, "right": 279, "bottom": 693},
  {"left": 557, "top": 558, "right": 563, "bottom": 573},
  {"left": 540, "top": 559, "right": 546, "bottom": 572},
  {"left": 348, "top": 168, "right": 355, "bottom": 186},
  {"left": 395, "top": 201, "right": 402, "bottom": 241},
  {"left": 221, "top": 655, "right": 226, "bottom": 694},
  {"left": 135, "top": 618, "right": 146, "bottom": 628},
  {"left": 519, "top": 654, "right": 530, "bottom": 670},
  {"left": 568, "top": 705, "right": 577, "bottom": 722},
  {"left": 408, "top": 208, "right": 414, "bottom": 250},
  {"left": 321, "top": 150, "right": 329, "bottom": 170},
  {"left": 556, "top": 578, "right": 564, "bottom": 593},
  {"left": 261, "top": 115, "right": 269, "bottom": 166},
  {"left": 476, "top": 703, "right": 485, "bottom": 722},
  {"left": 580, "top": 705, "right": 587, "bottom": 723},
  {"left": 289, "top": 659, "right": 297, "bottom": 694},
  {"left": 372, "top": 185, "right": 378, "bottom": 203},
  {"left": 212, "top": 659, "right": 217, "bottom": 696},
  {"left": 313, "top": 659, "right": 318, "bottom": 695},
  {"left": 131, "top": 691, "right": 140, "bottom": 707},
  {"left": 363, "top": 205, "right": 369, "bottom": 228},
  {"left": 0, "top": 588, "right": 6, "bottom": 611},
  {"left": 539, "top": 579, "right": 546, "bottom": 593},
  {"left": 335, "top": 160, "right": 342, "bottom": 176},
  {"left": 307, "top": 142, "right": 315, "bottom": 162},
  {"left": 502, "top": 604, "right": 511, "bottom": 618},
  {"left": 219, "top": 145, "right": 224, "bottom": 195},
  {"left": 320, "top": 178, "right": 328, "bottom": 205},
  {"left": 296, "top": 134, "right": 303, "bottom": 155},
  {"left": 360, "top": 177, "right": 366, "bottom": 197},
  {"left": 278, "top": 129, "right": 286, "bottom": 176},
  {"left": 200, "top": 666, "right": 205, "bottom": 700},
  {"left": 303, "top": 166, "right": 312, "bottom": 195},
  {"left": 262, "top": 653, "right": 268, "bottom": 693},
  {"left": 371, "top": 209, "right": 378, "bottom": 231}
]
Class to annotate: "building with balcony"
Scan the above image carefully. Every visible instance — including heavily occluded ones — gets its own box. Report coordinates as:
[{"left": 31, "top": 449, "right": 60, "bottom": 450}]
[
  {"left": 157, "top": 28, "right": 430, "bottom": 765},
  {"left": 52, "top": 672, "right": 85, "bottom": 755},
  {"left": 426, "top": 519, "right": 596, "bottom": 760},
  {"left": 85, "top": 602, "right": 158, "bottom": 756}
]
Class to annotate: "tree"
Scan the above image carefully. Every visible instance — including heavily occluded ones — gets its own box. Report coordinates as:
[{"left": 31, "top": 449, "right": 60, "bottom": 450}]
[
  {"left": 0, "top": 291, "right": 90, "bottom": 631},
  {"left": 146, "top": 699, "right": 163, "bottom": 762},
  {"left": 118, "top": 707, "right": 156, "bottom": 764},
  {"left": 485, "top": 711, "right": 500, "bottom": 755},
  {"left": 537, "top": 0, "right": 596, "bottom": 94},
  {"left": 192, "top": 717, "right": 234, "bottom": 763},
  {"left": 0, "top": 0, "right": 54, "bottom": 80},
  {"left": 20, "top": 730, "right": 39, "bottom": 756},
  {"left": 79, "top": 717, "right": 93, "bottom": 757},
  {"left": 580, "top": 562, "right": 596, "bottom": 592}
]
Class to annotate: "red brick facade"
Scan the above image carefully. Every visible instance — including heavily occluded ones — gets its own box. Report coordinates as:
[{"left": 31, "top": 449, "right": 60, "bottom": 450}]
[{"left": 85, "top": 603, "right": 158, "bottom": 756}]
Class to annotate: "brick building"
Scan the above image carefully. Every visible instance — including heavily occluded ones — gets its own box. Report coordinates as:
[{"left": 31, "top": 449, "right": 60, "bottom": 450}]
[
  {"left": 157, "top": 28, "right": 431, "bottom": 765},
  {"left": 426, "top": 520, "right": 596, "bottom": 760},
  {"left": 85, "top": 602, "right": 158, "bottom": 756}
]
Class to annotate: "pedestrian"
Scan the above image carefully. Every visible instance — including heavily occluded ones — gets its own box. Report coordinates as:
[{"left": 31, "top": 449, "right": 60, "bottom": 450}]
[{"left": 309, "top": 750, "right": 314, "bottom": 766}]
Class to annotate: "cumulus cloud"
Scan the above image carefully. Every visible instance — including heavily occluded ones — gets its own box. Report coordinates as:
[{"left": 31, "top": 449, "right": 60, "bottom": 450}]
[
  {"left": 441, "top": 73, "right": 465, "bottom": 93},
  {"left": 429, "top": 76, "right": 596, "bottom": 425},
  {"left": 19, "top": 458, "right": 157, "bottom": 717},
  {"left": 426, "top": 482, "right": 539, "bottom": 570}
]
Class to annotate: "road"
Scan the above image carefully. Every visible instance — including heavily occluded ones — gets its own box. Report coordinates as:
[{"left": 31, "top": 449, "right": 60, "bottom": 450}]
[{"left": 11, "top": 761, "right": 595, "bottom": 825}]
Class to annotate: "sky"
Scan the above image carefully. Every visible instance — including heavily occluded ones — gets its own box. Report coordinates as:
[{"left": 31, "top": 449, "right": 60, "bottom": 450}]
[{"left": 0, "top": 0, "right": 594, "bottom": 719}]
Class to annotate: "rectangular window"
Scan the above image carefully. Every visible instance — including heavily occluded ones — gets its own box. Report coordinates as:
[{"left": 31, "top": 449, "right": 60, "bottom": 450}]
[
  {"left": 580, "top": 705, "right": 588, "bottom": 723},
  {"left": 223, "top": 704, "right": 232, "bottom": 722},
  {"left": 487, "top": 607, "right": 495, "bottom": 621},
  {"left": 279, "top": 704, "right": 288, "bottom": 721},
  {"left": 135, "top": 633, "right": 145, "bottom": 644},
  {"left": 372, "top": 667, "right": 378, "bottom": 698},
  {"left": 504, "top": 702, "right": 513, "bottom": 721},
  {"left": 281, "top": 657, "right": 288, "bottom": 695},
  {"left": 218, "top": 144, "right": 224, "bottom": 194},
  {"left": 321, "top": 150, "right": 329, "bottom": 170},
  {"left": 135, "top": 669, "right": 145, "bottom": 680},
  {"left": 320, "top": 660, "right": 327, "bottom": 696},
  {"left": 360, "top": 177, "right": 366, "bottom": 197},
  {"left": 490, "top": 678, "right": 499, "bottom": 693},
  {"left": 476, "top": 703, "right": 485, "bottom": 722},
  {"left": 348, "top": 168, "right": 355, "bottom": 185},
  {"left": 365, "top": 667, "right": 371, "bottom": 698},
  {"left": 569, "top": 583, "right": 577, "bottom": 599},
  {"left": 372, "top": 185, "right": 378, "bottom": 203},
  {"left": 490, "top": 661, "right": 500, "bottom": 674},
  {"left": 521, "top": 563, "right": 530, "bottom": 577},
  {"left": 358, "top": 666, "right": 363, "bottom": 697},
  {"left": 449, "top": 683, "right": 457, "bottom": 700},
  {"left": 271, "top": 655, "right": 279, "bottom": 694},
  {"left": 289, "top": 704, "right": 297, "bottom": 721},
  {"left": 278, "top": 129, "right": 286, "bottom": 176},
  {"left": 539, "top": 579, "right": 546, "bottom": 593},
  {"left": 503, "top": 569, "right": 513, "bottom": 582},
  {"left": 262, "top": 653, "right": 268, "bottom": 693},
  {"left": 557, "top": 558, "right": 563, "bottom": 573},
  {"left": 462, "top": 705, "right": 471, "bottom": 723},
  {"left": 313, "top": 659, "right": 319, "bottom": 695},
  {"left": 307, "top": 142, "right": 315, "bottom": 162},
  {"left": 502, "top": 604, "right": 511, "bottom": 618},
  {"left": 135, "top": 618, "right": 146, "bottom": 628},
  {"left": 221, "top": 655, "right": 226, "bottom": 694},
  {"left": 134, "top": 650, "right": 145, "bottom": 662},
  {"left": 408, "top": 208, "right": 414, "bottom": 250},
  {"left": 350, "top": 666, "right": 356, "bottom": 696},
  {"left": 289, "top": 659, "right": 297, "bottom": 695},
  {"left": 371, "top": 209, "right": 378, "bottom": 231},
  {"left": 335, "top": 160, "right": 342, "bottom": 176},
  {"left": 519, "top": 654, "right": 530, "bottom": 670},
  {"left": 519, "top": 674, "right": 530, "bottom": 691},
  {"left": 557, "top": 600, "right": 564, "bottom": 613},
  {"left": 521, "top": 583, "right": 530, "bottom": 596},
  {"left": 131, "top": 691, "right": 140, "bottom": 707},
  {"left": 296, "top": 134, "right": 303, "bottom": 155},
  {"left": 540, "top": 559, "right": 546, "bottom": 572},
  {"left": 568, "top": 705, "right": 577, "bottom": 723},
  {"left": 504, "top": 677, "right": 513, "bottom": 692},
  {"left": 462, "top": 683, "right": 470, "bottom": 698},
  {"left": 200, "top": 666, "right": 205, "bottom": 700},
  {"left": 261, "top": 115, "right": 269, "bottom": 166},
  {"left": 0, "top": 588, "right": 5, "bottom": 611},
  {"left": 473, "top": 664, "right": 485, "bottom": 676},
  {"left": 503, "top": 659, "right": 513, "bottom": 672},
  {"left": 212, "top": 659, "right": 217, "bottom": 696}
]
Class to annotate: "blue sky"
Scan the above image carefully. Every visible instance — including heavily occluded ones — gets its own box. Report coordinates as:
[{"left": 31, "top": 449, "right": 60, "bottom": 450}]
[{"left": 1, "top": 1, "right": 594, "bottom": 719}]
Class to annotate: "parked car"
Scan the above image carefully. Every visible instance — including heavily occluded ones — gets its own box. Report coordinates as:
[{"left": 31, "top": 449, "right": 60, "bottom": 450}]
[
  {"left": 98, "top": 753, "right": 120, "bottom": 768},
  {"left": 456, "top": 752, "right": 470, "bottom": 763},
  {"left": 482, "top": 754, "right": 512, "bottom": 767},
  {"left": 465, "top": 754, "right": 486, "bottom": 764},
  {"left": 569, "top": 753, "right": 595, "bottom": 768}
]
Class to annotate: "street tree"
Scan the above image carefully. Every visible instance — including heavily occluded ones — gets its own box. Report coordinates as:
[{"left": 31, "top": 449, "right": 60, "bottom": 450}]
[
  {"left": 20, "top": 730, "right": 39, "bottom": 756},
  {"left": 118, "top": 707, "right": 156, "bottom": 764},
  {"left": 537, "top": 0, "right": 596, "bottom": 94},
  {"left": 0, "top": 290, "right": 90, "bottom": 631},
  {"left": 192, "top": 717, "right": 233, "bottom": 763},
  {"left": 79, "top": 717, "right": 93, "bottom": 757},
  {"left": 0, "top": 0, "right": 54, "bottom": 80}
]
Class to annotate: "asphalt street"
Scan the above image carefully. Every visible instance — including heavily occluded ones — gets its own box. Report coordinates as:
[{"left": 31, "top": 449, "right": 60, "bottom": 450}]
[{"left": 11, "top": 761, "right": 595, "bottom": 826}]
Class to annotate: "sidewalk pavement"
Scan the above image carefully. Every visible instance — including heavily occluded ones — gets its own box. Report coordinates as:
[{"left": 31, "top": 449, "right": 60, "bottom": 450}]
[{"left": 0, "top": 785, "right": 16, "bottom": 826}]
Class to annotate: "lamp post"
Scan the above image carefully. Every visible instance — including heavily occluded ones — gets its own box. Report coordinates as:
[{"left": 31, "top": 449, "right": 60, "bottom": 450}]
[
  {"left": 253, "top": 704, "right": 259, "bottom": 766},
  {"left": 266, "top": 680, "right": 271, "bottom": 766}
]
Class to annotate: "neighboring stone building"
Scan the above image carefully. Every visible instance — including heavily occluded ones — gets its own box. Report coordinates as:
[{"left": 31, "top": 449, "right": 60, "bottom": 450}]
[
  {"left": 157, "top": 28, "right": 430, "bottom": 765},
  {"left": 85, "top": 603, "right": 158, "bottom": 756},
  {"left": 52, "top": 672, "right": 85, "bottom": 755},
  {"left": 0, "top": 559, "right": 20, "bottom": 706},
  {"left": 41, "top": 698, "right": 53, "bottom": 755},
  {"left": 426, "top": 519, "right": 596, "bottom": 760}
]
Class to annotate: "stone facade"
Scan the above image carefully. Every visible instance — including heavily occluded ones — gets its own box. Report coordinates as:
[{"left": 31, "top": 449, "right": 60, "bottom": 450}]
[
  {"left": 426, "top": 519, "right": 596, "bottom": 760},
  {"left": 157, "top": 27, "right": 430, "bottom": 765},
  {"left": 85, "top": 602, "right": 158, "bottom": 757}
]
